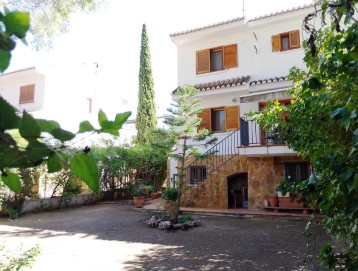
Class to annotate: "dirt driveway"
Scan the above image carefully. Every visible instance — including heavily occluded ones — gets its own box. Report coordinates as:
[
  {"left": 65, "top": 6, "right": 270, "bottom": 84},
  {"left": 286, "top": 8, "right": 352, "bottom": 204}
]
[{"left": 0, "top": 203, "right": 330, "bottom": 270}]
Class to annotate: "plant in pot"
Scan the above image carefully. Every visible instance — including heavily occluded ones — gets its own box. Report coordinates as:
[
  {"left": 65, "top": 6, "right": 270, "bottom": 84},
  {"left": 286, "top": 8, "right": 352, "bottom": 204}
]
[
  {"left": 161, "top": 187, "right": 178, "bottom": 216},
  {"left": 129, "top": 180, "right": 146, "bottom": 208}
]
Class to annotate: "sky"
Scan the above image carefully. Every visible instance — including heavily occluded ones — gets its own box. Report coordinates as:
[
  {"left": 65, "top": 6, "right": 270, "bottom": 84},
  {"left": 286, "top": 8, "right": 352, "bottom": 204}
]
[{"left": 9, "top": 0, "right": 313, "bottom": 118}]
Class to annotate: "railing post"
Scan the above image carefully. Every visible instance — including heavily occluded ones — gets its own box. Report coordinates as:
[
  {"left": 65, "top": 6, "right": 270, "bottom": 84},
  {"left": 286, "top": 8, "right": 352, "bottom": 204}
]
[{"left": 240, "top": 118, "right": 249, "bottom": 146}]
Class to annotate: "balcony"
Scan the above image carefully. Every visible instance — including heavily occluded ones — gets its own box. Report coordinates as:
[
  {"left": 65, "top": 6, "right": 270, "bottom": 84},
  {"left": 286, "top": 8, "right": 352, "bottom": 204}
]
[{"left": 238, "top": 118, "right": 297, "bottom": 157}]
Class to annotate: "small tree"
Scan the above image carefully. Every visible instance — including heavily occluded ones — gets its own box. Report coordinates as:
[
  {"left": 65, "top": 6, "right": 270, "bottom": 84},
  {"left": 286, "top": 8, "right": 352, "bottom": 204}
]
[
  {"left": 136, "top": 24, "right": 157, "bottom": 144},
  {"left": 167, "top": 85, "right": 217, "bottom": 223}
]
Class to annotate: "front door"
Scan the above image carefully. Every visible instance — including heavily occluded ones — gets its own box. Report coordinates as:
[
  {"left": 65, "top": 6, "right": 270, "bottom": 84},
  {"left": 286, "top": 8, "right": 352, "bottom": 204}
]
[{"left": 227, "top": 173, "right": 248, "bottom": 209}]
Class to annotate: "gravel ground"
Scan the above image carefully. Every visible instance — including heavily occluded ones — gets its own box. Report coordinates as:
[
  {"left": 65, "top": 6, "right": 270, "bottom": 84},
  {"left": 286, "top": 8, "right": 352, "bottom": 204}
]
[{"left": 0, "top": 203, "right": 331, "bottom": 271}]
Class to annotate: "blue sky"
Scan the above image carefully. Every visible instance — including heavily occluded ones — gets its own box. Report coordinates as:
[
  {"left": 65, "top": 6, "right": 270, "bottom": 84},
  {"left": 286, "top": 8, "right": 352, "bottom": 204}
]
[{"left": 9, "top": 0, "right": 313, "bottom": 117}]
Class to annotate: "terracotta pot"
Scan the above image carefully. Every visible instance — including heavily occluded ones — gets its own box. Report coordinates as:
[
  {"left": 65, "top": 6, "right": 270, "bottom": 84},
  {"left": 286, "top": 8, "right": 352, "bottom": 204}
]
[
  {"left": 133, "top": 196, "right": 145, "bottom": 208},
  {"left": 278, "top": 197, "right": 304, "bottom": 208},
  {"left": 268, "top": 196, "right": 279, "bottom": 207},
  {"left": 151, "top": 192, "right": 159, "bottom": 199}
]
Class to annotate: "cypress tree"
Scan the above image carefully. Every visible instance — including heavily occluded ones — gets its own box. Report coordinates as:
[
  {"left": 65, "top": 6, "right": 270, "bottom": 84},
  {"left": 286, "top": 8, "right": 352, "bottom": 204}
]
[{"left": 136, "top": 24, "right": 157, "bottom": 143}]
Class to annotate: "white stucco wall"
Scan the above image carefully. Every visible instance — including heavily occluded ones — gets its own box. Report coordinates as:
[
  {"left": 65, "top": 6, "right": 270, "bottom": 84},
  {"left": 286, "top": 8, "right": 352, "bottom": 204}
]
[
  {"left": 173, "top": 8, "right": 313, "bottom": 87},
  {"left": 0, "top": 68, "right": 45, "bottom": 113}
]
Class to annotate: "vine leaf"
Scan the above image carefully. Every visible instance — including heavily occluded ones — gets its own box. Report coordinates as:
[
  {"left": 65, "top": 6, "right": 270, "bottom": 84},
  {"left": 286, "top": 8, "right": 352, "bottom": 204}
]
[
  {"left": 19, "top": 111, "right": 41, "bottom": 141},
  {"left": 78, "top": 120, "right": 95, "bottom": 133},
  {"left": 1, "top": 169, "right": 21, "bottom": 193},
  {"left": 70, "top": 154, "right": 99, "bottom": 193}
]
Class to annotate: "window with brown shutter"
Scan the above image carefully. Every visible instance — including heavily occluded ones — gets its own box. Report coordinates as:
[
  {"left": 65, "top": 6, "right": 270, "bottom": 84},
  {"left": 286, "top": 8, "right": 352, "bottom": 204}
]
[
  {"left": 196, "top": 44, "right": 238, "bottom": 75},
  {"left": 225, "top": 106, "right": 240, "bottom": 130},
  {"left": 272, "top": 30, "right": 300, "bottom": 52},
  {"left": 223, "top": 44, "right": 238, "bottom": 69},
  {"left": 198, "top": 106, "right": 240, "bottom": 132},
  {"left": 19, "top": 84, "right": 35, "bottom": 104},
  {"left": 196, "top": 50, "right": 210, "bottom": 74}
]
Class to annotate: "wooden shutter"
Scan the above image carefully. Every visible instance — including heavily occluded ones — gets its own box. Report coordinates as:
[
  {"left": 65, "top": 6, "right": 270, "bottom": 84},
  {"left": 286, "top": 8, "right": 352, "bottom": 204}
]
[
  {"left": 289, "top": 30, "right": 300, "bottom": 49},
  {"left": 19, "top": 84, "right": 35, "bottom": 104},
  {"left": 196, "top": 49, "right": 210, "bottom": 74},
  {"left": 225, "top": 106, "right": 240, "bottom": 130},
  {"left": 223, "top": 44, "right": 238, "bottom": 69},
  {"left": 271, "top": 35, "right": 281, "bottom": 52},
  {"left": 198, "top": 108, "right": 211, "bottom": 131}
]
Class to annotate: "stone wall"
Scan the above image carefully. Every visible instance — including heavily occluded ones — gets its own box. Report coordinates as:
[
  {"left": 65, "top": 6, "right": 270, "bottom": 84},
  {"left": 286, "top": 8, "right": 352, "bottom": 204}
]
[{"left": 181, "top": 155, "right": 303, "bottom": 209}]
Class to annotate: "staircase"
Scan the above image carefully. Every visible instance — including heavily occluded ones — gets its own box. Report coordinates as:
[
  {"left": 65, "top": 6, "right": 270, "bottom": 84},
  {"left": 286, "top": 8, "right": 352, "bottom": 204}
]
[{"left": 185, "top": 128, "right": 241, "bottom": 185}]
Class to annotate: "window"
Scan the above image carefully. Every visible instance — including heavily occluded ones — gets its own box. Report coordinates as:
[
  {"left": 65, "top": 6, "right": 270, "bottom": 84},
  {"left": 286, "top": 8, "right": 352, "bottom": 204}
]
[
  {"left": 212, "top": 109, "right": 225, "bottom": 131},
  {"left": 19, "top": 84, "right": 35, "bottom": 104},
  {"left": 198, "top": 106, "right": 239, "bottom": 132},
  {"left": 196, "top": 44, "right": 238, "bottom": 74},
  {"left": 272, "top": 30, "right": 300, "bottom": 52},
  {"left": 189, "top": 165, "right": 207, "bottom": 185},
  {"left": 284, "top": 162, "right": 310, "bottom": 183}
]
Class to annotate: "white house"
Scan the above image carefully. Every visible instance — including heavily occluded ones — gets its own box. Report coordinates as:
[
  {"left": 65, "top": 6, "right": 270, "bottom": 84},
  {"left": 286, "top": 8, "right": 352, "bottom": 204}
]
[
  {"left": 169, "top": 4, "right": 316, "bottom": 210},
  {"left": 0, "top": 64, "right": 134, "bottom": 145}
]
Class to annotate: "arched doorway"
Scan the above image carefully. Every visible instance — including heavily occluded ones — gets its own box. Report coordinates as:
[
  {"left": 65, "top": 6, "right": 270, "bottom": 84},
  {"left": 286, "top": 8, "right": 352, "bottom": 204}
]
[{"left": 227, "top": 173, "right": 248, "bottom": 209}]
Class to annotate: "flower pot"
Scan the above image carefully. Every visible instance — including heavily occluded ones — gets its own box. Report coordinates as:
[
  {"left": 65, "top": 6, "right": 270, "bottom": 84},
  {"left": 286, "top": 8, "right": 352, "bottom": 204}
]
[
  {"left": 133, "top": 196, "right": 145, "bottom": 208},
  {"left": 278, "top": 197, "right": 304, "bottom": 208},
  {"left": 151, "top": 192, "right": 159, "bottom": 199},
  {"left": 268, "top": 196, "right": 279, "bottom": 207}
]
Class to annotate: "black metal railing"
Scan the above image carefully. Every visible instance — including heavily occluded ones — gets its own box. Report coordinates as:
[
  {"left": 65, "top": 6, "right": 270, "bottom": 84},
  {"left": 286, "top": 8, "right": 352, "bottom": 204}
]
[
  {"left": 240, "top": 117, "right": 287, "bottom": 146},
  {"left": 185, "top": 128, "right": 240, "bottom": 185}
]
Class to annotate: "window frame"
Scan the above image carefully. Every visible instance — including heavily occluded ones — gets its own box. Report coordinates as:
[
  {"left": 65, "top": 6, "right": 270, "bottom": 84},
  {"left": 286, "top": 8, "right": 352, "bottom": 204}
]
[
  {"left": 196, "top": 44, "right": 238, "bottom": 75},
  {"left": 189, "top": 165, "right": 207, "bottom": 186},
  {"left": 272, "top": 30, "right": 300, "bottom": 52},
  {"left": 284, "top": 162, "right": 310, "bottom": 183},
  {"left": 198, "top": 106, "right": 240, "bottom": 133}
]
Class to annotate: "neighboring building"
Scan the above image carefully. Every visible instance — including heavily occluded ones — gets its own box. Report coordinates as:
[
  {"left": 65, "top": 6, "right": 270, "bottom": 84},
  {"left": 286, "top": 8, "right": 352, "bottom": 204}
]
[
  {"left": 0, "top": 64, "right": 132, "bottom": 145},
  {"left": 169, "top": 4, "right": 315, "bottom": 209}
]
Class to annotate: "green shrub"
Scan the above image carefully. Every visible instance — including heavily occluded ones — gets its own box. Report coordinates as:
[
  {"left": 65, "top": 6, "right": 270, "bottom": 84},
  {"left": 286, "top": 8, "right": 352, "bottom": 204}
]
[
  {"left": 162, "top": 187, "right": 178, "bottom": 202},
  {"left": 177, "top": 215, "right": 194, "bottom": 223}
]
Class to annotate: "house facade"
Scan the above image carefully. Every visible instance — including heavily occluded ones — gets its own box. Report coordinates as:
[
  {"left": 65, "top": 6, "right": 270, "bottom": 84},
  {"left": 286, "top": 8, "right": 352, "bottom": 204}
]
[{"left": 169, "top": 5, "right": 315, "bottom": 209}]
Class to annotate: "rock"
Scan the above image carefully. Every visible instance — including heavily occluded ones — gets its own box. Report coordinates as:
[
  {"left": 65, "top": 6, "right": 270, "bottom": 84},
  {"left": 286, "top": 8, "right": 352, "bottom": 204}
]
[
  {"left": 173, "top": 223, "right": 183, "bottom": 229},
  {"left": 145, "top": 216, "right": 160, "bottom": 227},
  {"left": 158, "top": 221, "right": 171, "bottom": 230}
]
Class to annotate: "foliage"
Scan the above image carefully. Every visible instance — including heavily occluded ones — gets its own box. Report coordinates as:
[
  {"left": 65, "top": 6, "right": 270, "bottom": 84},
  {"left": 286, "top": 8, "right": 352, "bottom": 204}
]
[
  {"left": 1, "top": 0, "right": 104, "bottom": 49},
  {"left": 161, "top": 187, "right": 178, "bottom": 202},
  {"left": 136, "top": 24, "right": 157, "bottom": 144},
  {"left": 0, "top": 6, "right": 29, "bottom": 72},
  {"left": 0, "top": 96, "right": 130, "bottom": 195},
  {"left": 91, "top": 129, "right": 173, "bottom": 192},
  {"left": 128, "top": 179, "right": 153, "bottom": 197},
  {"left": 177, "top": 215, "right": 194, "bottom": 224},
  {"left": 252, "top": 0, "right": 358, "bottom": 268},
  {"left": 0, "top": 6, "right": 131, "bottom": 195},
  {"left": 166, "top": 85, "right": 217, "bottom": 223},
  {"left": 0, "top": 243, "right": 40, "bottom": 271},
  {"left": 0, "top": 167, "right": 41, "bottom": 219}
]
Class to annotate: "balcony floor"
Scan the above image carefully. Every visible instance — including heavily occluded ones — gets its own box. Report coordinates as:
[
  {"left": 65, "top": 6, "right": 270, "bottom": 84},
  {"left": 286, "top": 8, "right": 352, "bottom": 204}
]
[{"left": 237, "top": 144, "right": 298, "bottom": 157}]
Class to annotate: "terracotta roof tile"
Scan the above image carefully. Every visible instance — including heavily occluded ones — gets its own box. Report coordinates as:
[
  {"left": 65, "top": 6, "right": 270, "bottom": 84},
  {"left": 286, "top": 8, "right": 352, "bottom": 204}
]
[
  {"left": 172, "top": 76, "right": 251, "bottom": 94},
  {"left": 170, "top": 17, "right": 244, "bottom": 37},
  {"left": 170, "top": 3, "right": 315, "bottom": 38},
  {"left": 249, "top": 76, "right": 288, "bottom": 86},
  {"left": 248, "top": 4, "right": 314, "bottom": 22}
]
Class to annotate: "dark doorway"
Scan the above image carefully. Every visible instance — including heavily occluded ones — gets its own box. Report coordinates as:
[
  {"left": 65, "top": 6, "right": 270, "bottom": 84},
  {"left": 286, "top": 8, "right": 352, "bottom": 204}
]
[{"left": 227, "top": 173, "right": 248, "bottom": 209}]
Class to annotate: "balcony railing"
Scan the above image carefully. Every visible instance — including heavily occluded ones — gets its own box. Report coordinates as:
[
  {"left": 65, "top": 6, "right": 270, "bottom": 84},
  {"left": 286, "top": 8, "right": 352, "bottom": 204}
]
[
  {"left": 240, "top": 117, "right": 287, "bottom": 146},
  {"left": 185, "top": 128, "right": 240, "bottom": 185}
]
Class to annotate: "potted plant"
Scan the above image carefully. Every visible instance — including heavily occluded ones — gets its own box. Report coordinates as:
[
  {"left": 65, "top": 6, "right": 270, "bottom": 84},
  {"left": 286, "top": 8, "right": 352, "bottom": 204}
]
[
  {"left": 129, "top": 180, "right": 146, "bottom": 208},
  {"left": 268, "top": 195, "right": 279, "bottom": 207}
]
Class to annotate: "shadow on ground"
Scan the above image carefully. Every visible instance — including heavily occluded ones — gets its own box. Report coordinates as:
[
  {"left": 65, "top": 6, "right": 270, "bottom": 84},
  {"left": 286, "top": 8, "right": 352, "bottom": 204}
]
[{"left": 0, "top": 203, "right": 330, "bottom": 270}]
